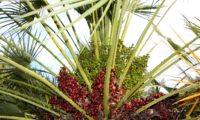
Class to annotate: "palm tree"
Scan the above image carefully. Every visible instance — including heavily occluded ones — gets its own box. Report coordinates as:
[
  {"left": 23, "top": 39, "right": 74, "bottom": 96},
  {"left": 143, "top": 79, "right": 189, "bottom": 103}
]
[{"left": 0, "top": 0, "right": 199, "bottom": 119}]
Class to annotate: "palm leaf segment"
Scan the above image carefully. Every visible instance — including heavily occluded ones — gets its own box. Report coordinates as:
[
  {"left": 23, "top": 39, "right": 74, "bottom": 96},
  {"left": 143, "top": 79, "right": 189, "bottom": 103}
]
[
  {"left": 171, "top": 18, "right": 200, "bottom": 118},
  {"left": 153, "top": 16, "right": 200, "bottom": 118},
  {"left": 0, "top": 30, "right": 55, "bottom": 117},
  {"left": 0, "top": 0, "right": 45, "bottom": 36}
]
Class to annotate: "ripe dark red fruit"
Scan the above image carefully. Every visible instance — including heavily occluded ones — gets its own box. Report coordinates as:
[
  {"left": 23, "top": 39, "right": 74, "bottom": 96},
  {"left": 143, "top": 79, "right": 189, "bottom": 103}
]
[{"left": 49, "top": 67, "right": 168, "bottom": 120}]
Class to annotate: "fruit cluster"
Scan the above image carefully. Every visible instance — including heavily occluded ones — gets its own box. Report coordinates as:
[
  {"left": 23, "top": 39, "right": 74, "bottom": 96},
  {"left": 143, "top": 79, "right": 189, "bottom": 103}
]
[
  {"left": 49, "top": 67, "right": 87, "bottom": 119},
  {"left": 123, "top": 92, "right": 165, "bottom": 113},
  {"left": 77, "top": 45, "right": 149, "bottom": 90},
  {"left": 49, "top": 67, "right": 173, "bottom": 120},
  {"left": 57, "top": 67, "right": 87, "bottom": 103},
  {"left": 86, "top": 68, "right": 125, "bottom": 119}
]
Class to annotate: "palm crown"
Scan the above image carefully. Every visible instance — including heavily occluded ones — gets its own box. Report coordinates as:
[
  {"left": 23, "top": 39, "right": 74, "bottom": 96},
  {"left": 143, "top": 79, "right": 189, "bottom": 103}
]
[{"left": 0, "top": 0, "right": 200, "bottom": 119}]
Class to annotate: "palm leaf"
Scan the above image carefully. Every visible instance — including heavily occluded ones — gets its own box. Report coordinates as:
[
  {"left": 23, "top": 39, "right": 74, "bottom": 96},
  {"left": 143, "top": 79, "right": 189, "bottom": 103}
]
[{"left": 0, "top": 0, "right": 45, "bottom": 36}]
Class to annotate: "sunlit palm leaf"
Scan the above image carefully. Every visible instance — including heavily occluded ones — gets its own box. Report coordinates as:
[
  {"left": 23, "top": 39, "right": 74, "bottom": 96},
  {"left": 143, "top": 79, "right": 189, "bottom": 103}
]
[{"left": 160, "top": 16, "right": 200, "bottom": 117}]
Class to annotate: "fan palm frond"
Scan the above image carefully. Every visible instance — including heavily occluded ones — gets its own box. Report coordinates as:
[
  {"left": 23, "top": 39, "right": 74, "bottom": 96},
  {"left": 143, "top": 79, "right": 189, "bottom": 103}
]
[{"left": 0, "top": 0, "right": 45, "bottom": 36}]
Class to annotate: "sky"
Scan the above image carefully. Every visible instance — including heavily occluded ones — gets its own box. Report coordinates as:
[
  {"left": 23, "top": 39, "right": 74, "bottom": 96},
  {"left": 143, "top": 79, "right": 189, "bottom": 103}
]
[{"left": 0, "top": 0, "right": 200, "bottom": 88}]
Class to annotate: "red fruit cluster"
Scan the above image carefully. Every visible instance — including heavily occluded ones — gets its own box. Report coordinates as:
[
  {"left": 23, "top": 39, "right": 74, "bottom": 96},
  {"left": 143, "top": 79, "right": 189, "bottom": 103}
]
[
  {"left": 86, "top": 68, "right": 106, "bottom": 116},
  {"left": 57, "top": 67, "right": 87, "bottom": 102},
  {"left": 49, "top": 67, "right": 86, "bottom": 119},
  {"left": 49, "top": 96, "right": 75, "bottom": 112},
  {"left": 49, "top": 67, "right": 165, "bottom": 120},
  {"left": 86, "top": 68, "right": 125, "bottom": 119},
  {"left": 124, "top": 92, "right": 165, "bottom": 112}
]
